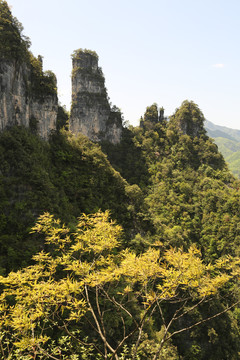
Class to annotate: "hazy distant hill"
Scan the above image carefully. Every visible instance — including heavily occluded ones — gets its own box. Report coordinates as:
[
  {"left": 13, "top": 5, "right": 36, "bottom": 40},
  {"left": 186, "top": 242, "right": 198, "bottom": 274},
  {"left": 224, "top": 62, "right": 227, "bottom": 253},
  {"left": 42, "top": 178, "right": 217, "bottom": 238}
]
[{"left": 205, "top": 120, "right": 240, "bottom": 177}]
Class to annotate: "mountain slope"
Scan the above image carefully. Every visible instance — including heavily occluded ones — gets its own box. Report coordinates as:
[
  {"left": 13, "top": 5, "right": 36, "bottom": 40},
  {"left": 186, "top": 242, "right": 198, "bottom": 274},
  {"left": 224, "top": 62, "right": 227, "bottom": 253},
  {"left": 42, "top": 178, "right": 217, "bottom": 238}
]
[
  {"left": 205, "top": 120, "right": 240, "bottom": 177},
  {"left": 0, "top": 126, "right": 147, "bottom": 275}
]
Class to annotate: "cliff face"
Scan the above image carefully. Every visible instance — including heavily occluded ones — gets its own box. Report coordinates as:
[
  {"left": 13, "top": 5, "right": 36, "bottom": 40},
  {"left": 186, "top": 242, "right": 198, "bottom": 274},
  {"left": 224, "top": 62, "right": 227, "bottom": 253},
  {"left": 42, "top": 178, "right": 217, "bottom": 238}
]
[
  {"left": 69, "top": 50, "right": 122, "bottom": 144},
  {"left": 0, "top": 50, "right": 122, "bottom": 143},
  {"left": 0, "top": 59, "right": 58, "bottom": 139}
]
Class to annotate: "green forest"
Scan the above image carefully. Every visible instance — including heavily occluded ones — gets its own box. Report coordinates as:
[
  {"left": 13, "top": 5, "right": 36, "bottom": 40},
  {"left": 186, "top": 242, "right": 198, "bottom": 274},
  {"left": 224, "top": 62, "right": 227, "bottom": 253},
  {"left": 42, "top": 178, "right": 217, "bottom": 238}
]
[
  {"left": 205, "top": 120, "right": 240, "bottom": 178},
  {"left": 1, "top": 1, "right": 240, "bottom": 359}
]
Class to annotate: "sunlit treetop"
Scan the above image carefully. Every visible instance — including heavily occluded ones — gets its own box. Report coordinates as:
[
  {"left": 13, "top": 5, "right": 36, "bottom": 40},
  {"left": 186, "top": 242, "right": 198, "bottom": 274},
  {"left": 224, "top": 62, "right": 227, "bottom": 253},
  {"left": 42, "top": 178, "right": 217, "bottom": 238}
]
[{"left": 169, "top": 100, "right": 207, "bottom": 138}]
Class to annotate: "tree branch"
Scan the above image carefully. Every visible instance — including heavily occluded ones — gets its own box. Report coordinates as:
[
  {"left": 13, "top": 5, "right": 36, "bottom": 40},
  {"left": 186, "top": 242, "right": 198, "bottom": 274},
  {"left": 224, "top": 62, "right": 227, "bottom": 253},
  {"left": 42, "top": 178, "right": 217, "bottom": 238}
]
[
  {"left": 174, "top": 296, "right": 206, "bottom": 320},
  {"left": 152, "top": 298, "right": 240, "bottom": 360},
  {"left": 85, "top": 285, "right": 116, "bottom": 358},
  {"left": 167, "top": 299, "right": 240, "bottom": 340},
  {"left": 62, "top": 321, "right": 105, "bottom": 357}
]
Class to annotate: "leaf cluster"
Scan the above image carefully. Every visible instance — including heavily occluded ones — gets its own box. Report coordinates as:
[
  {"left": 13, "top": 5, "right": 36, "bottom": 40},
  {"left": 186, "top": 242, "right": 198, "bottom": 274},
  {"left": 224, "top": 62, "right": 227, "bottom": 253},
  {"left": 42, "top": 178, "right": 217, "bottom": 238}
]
[{"left": 1, "top": 211, "right": 239, "bottom": 359}]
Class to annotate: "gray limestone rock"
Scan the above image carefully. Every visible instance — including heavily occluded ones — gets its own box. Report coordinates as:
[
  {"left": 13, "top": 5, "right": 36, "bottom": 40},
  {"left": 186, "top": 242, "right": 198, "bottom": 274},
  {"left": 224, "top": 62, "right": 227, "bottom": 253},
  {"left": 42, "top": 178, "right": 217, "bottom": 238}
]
[
  {"left": 0, "top": 50, "right": 123, "bottom": 144},
  {"left": 0, "top": 59, "right": 57, "bottom": 139},
  {"left": 69, "top": 49, "right": 122, "bottom": 144}
]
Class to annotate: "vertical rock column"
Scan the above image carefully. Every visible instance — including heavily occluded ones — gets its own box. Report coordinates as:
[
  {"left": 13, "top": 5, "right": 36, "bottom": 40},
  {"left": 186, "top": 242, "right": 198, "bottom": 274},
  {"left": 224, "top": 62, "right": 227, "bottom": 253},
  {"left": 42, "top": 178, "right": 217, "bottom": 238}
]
[{"left": 69, "top": 49, "right": 122, "bottom": 144}]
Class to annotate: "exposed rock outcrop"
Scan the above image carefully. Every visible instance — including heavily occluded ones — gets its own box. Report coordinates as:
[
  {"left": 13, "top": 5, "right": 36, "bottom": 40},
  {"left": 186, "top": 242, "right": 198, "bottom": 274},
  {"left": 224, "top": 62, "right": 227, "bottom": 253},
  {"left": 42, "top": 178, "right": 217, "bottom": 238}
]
[
  {"left": 0, "top": 59, "right": 58, "bottom": 139},
  {"left": 69, "top": 49, "right": 122, "bottom": 144}
]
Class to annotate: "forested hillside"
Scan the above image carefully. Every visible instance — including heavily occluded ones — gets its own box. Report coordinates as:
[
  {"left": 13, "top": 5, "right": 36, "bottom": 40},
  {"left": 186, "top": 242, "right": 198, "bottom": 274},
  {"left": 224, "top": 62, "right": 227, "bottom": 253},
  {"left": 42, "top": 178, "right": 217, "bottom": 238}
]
[
  {"left": 2, "top": 101, "right": 240, "bottom": 359},
  {"left": 206, "top": 120, "right": 240, "bottom": 178},
  {"left": 0, "top": 125, "right": 149, "bottom": 274},
  {"left": 1, "top": 1, "right": 240, "bottom": 359}
]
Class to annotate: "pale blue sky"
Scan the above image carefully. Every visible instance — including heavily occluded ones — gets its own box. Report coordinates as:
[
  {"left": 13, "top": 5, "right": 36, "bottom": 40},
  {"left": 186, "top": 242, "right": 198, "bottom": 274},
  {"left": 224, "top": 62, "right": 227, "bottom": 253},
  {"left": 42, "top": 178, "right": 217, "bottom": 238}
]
[{"left": 8, "top": 0, "right": 240, "bottom": 128}]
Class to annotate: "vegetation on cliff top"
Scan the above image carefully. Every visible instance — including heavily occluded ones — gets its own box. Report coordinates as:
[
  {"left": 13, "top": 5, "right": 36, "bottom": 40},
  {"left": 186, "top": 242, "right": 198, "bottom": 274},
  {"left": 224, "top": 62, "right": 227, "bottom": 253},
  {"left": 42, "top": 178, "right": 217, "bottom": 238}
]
[
  {"left": 0, "top": 0, "right": 57, "bottom": 98},
  {"left": 71, "top": 48, "right": 99, "bottom": 60},
  {"left": 0, "top": 0, "right": 30, "bottom": 60}
]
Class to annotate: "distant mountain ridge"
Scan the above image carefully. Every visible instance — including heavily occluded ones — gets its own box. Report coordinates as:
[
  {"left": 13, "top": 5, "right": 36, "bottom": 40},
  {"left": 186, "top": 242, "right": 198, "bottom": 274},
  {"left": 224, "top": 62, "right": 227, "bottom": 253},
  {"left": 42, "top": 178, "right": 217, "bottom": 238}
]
[{"left": 205, "top": 120, "right": 240, "bottom": 177}]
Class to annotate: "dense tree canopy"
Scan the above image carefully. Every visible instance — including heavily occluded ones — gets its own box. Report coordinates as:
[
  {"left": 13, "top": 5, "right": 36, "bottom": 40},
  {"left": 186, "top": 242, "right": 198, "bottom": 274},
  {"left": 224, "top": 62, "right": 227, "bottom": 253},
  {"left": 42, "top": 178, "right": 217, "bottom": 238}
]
[{"left": 102, "top": 100, "right": 240, "bottom": 358}]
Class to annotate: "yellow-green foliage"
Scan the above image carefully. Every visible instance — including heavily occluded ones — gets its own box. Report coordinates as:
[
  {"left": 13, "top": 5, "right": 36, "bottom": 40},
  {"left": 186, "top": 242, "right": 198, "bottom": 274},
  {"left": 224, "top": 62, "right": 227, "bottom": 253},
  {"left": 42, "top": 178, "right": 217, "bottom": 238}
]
[{"left": 0, "top": 211, "right": 239, "bottom": 359}]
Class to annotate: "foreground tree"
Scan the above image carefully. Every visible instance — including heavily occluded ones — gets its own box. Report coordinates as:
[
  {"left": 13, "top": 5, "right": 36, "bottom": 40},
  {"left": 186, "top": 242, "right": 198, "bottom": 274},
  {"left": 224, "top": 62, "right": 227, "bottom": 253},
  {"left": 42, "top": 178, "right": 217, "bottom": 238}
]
[{"left": 0, "top": 211, "right": 240, "bottom": 359}]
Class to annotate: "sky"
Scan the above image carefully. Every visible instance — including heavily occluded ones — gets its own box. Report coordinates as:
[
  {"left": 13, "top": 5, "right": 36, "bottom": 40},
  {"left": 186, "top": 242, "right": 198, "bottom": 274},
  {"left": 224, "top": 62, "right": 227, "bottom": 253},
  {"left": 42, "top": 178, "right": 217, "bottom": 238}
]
[{"left": 7, "top": 0, "right": 240, "bottom": 128}]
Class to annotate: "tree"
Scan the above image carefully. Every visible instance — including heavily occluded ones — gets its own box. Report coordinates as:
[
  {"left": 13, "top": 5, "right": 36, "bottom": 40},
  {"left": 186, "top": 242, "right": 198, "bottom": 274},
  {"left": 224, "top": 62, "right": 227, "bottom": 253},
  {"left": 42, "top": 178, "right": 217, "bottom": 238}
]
[
  {"left": 168, "top": 100, "right": 207, "bottom": 138},
  {"left": 0, "top": 0, "right": 30, "bottom": 60},
  {"left": 0, "top": 211, "right": 240, "bottom": 359},
  {"left": 144, "top": 103, "right": 159, "bottom": 123}
]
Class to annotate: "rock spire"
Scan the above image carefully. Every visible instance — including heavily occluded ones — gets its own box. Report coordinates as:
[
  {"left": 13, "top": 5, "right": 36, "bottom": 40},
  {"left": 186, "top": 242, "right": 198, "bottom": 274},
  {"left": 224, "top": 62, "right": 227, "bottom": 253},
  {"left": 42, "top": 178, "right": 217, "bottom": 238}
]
[{"left": 69, "top": 49, "right": 122, "bottom": 144}]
